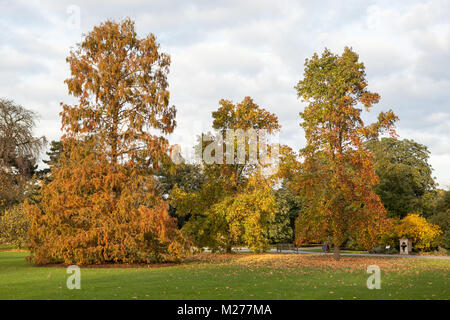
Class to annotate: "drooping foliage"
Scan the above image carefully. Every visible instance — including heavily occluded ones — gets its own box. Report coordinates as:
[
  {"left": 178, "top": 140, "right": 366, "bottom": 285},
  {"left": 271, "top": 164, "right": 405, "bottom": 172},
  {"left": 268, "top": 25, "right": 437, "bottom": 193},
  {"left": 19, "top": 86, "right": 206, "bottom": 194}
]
[
  {"left": 0, "top": 98, "right": 46, "bottom": 209},
  {"left": 26, "top": 19, "right": 186, "bottom": 264},
  {"left": 294, "top": 47, "right": 398, "bottom": 259}
]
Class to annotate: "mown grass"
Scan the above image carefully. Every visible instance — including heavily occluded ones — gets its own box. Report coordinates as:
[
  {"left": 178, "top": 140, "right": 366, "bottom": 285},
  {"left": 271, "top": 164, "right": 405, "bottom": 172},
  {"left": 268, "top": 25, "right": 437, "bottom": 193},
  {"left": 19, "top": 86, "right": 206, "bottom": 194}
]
[{"left": 0, "top": 250, "right": 448, "bottom": 300}]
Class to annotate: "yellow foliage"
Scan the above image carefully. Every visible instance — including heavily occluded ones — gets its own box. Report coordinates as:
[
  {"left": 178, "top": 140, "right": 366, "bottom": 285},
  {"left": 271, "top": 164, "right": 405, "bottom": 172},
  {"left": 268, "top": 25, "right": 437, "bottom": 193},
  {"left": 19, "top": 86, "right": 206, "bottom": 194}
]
[
  {"left": 380, "top": 214, "right": 442, "bottom": 251},
  {"left": 396, "top": 213, "right": 442, "bottom": 251},
  {"left": 0, "top": 204, "right": 29, "bottom": 248}
]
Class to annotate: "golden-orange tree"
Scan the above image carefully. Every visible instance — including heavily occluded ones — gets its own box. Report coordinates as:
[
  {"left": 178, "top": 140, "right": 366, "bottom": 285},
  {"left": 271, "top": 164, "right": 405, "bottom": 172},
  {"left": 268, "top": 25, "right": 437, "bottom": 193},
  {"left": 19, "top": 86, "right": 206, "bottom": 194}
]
[
  {"left": 26, "top": 19, "right": 185, "bottom": 265},
  {"left": 294, "top": 47, "right": 398, "bottom": 260}
]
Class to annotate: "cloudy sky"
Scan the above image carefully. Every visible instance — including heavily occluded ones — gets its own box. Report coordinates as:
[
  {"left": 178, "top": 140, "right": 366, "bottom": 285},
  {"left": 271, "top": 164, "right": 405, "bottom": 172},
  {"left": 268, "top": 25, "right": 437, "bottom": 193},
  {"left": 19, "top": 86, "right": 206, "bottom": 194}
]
[{"left": 1, "top": 0, "right": 449, "bottom": 187}]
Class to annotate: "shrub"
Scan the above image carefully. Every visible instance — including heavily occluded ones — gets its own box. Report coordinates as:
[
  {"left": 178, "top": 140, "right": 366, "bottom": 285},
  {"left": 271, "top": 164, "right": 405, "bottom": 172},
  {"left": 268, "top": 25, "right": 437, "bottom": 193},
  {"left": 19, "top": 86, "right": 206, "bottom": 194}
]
[
  {"left": 396, "top": 213, "right": 442, "bottom": 251},
  {"left": 379, "top": 214, "right": 442, "bottom": 252},
  {"left": 0, "top": 204, "right": 29, "bottom": 248}
]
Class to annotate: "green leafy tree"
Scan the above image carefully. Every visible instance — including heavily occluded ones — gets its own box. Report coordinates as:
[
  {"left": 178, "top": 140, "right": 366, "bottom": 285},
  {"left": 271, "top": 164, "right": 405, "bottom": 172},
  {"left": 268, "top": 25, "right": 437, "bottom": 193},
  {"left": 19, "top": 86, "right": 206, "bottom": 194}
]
[
  {"left": 435, "top": 189, "right": 450, "bottom": 215},
  {"left": 368, "top": 138, "right": 436, "bottom": 218},
  {"left": 429, "top": 211, "right": 450, "bottom": 249},
  {"left": 157, "top": 163, "right": 205, "bottom": 197},
  {"left": 39, "top": 140, "right": 63, "bottom": 181},
  {"left": 429, "top": 190, "right": 450, "bottom": 249},
  {"left": 266, "top": 183, "right": 303, "bottom": 244}
]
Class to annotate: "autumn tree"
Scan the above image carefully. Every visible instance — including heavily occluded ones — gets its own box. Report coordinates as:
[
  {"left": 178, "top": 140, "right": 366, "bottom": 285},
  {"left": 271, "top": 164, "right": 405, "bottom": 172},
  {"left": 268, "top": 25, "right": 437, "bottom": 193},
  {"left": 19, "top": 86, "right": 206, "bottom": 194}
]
[
  {"left": 295, "top": 47, "right": 398, "bottom": 260},
  {"left": 171, "top": 97, "right": 280, "bottom": 252},
  {"left": 62, "top": 18, "right": 176, "bottom": 167},
  {"left": 207, "top": 96, "right": 280, "bottom": 194},
  {"left": 26, "top": 19, "right": 186, "bottom": 265}
]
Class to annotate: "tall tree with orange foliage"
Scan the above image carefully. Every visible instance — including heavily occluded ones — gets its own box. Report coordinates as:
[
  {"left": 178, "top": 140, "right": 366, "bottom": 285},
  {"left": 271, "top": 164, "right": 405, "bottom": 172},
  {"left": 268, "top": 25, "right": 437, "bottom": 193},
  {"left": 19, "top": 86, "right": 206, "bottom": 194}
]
[
  {"left": 294, "top": 47, "right": 398, "bottom": 260},
  {"left": 26, "top": 19, "right": 186, "bottom": 264}
]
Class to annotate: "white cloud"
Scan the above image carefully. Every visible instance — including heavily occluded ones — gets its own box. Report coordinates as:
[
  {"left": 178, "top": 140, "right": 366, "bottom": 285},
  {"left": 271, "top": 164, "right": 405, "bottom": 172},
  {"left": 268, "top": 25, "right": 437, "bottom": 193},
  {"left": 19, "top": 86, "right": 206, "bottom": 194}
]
[{"left": 0, "top": 0, "right": 448, "bottom": 186}]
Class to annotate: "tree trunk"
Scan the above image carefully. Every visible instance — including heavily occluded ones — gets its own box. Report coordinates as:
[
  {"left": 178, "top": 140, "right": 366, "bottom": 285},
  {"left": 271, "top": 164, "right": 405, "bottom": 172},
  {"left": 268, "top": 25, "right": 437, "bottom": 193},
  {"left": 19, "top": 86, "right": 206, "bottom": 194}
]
[
  {"left": 111, "top": 110, "right": 119, "bottom": 166},
  {"left": 333, "top": 245, "right": 340, "bottom": 261}
]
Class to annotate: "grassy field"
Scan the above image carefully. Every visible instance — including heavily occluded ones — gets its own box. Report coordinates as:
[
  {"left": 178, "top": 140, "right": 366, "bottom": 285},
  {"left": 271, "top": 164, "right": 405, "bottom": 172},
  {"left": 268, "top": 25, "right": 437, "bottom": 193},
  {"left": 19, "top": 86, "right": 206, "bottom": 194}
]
[{"left": 0, "top": 250, "right": 448, "bottom": 300}]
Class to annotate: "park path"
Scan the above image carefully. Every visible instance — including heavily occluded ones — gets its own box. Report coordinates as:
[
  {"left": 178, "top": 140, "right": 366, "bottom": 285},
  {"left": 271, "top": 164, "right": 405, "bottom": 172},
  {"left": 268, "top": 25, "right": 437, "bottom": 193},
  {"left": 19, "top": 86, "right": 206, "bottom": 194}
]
[{"left": 233, "top": 248, "right": 450, "bottom": 260}]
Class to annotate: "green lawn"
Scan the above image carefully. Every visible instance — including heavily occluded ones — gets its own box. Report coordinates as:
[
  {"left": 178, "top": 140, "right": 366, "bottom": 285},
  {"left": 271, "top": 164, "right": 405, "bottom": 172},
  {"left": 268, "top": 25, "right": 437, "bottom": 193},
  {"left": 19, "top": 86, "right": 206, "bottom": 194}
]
[
  {"left": 0, "top": 250, "right": 448, "bottom": 300},
  {"left": 0, "top": 244, "right": 18, "bottom": 250}
]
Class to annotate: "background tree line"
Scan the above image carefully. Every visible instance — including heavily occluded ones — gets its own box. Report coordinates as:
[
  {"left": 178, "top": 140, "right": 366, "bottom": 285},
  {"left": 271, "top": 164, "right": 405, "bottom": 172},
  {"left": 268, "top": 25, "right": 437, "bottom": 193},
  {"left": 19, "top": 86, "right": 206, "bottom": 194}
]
[{"left": 0, "top": 19, "right": 448, "bottom": 262}]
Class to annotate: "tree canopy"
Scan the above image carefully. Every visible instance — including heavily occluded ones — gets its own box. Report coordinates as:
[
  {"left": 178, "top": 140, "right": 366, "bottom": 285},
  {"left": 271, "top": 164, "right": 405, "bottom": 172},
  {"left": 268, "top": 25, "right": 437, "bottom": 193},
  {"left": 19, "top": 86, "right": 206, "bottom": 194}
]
[
  {"left": 368, "top": 137, "right": 436, "bottom": 218},
  {"left": 171, "top": 97, "right": 280, "bottom": 252},
  {"left": 294, "top": 47, "right": 398, "bottom": 259},
  {"left": 25, "top": 19, "right": 185, "bottom": 265},
  {"left": 62, "top": 18, "right": 176, "bottom": 168}
]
